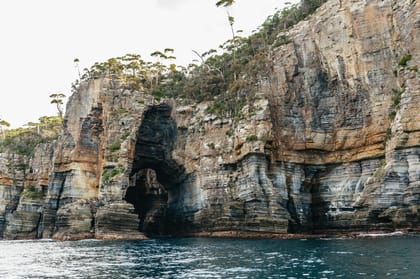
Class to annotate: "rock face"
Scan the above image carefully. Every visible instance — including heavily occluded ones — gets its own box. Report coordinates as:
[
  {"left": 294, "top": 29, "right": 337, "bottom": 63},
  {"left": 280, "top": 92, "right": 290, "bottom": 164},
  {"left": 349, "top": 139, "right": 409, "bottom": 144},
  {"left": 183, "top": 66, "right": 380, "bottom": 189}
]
[
  {"left": 0, "top": 143, "right": 54, "bottom": 239},
  {"left": 0, "top": 0, "right": 419, "bottom": 239}
]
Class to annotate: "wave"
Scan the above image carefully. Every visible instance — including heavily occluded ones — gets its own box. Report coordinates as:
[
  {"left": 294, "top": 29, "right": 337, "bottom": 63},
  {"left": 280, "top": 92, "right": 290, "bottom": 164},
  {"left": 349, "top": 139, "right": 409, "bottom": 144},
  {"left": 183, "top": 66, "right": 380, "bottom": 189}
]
[{"left": 357, "top": 231, "right": 405, "bottom": 237}]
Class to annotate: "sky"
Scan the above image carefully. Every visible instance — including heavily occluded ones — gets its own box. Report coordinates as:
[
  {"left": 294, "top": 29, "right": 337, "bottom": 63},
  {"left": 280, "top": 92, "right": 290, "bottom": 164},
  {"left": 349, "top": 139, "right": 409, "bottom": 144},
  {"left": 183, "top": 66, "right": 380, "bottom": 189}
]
[{"left": 0, "top": 0, "right": 298, "bottom": 128}]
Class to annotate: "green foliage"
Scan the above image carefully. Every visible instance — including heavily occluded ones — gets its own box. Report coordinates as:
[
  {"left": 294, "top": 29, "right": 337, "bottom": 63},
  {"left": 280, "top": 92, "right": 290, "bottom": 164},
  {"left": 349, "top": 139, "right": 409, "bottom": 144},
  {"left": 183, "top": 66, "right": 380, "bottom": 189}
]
[
  {"left": 388, "top": 87, "right": 405, "bottom": 120},
  {"left": 216, "top": 0, "right": 235, "bottom": 7},
  {"left": 225, "top": 129, "right": 234, "bottom": 137},
  {"left": 0, "top": 130, "right": 42, "bottom": 156},
  {"left": 0, "top": 119, "right": 10, "bottom": 128},
  {"left": 246, "top": 134, "right": 258, "bottom": 142},
  {"left": 207, "top": 142, "right": 215, "bottom": 149},
  {"left": 75, "top": 1, "right": 327, "bottom": 120},
  {"left": 388, "top": 110, "right": 396, "bottom": 120},
  {"left": 38, "top": 116, "right": 63, "bottom": 133},
  {"left": 77, "top": 51, "right": 177, "bottom": 93},
  {"left": 398, "top": 54, "right": 412, "bottom": 66},
  {"left": 2, "top": 1, "right": 329, "bottom": 160},
  {"left": 384, "top": 127, "right": 392, "bottom": 146},
  {"left": 0, "top": 116, "right": 62, "bottom": 156},
  {"left": 105, "top": 154, "right": 119, "bottom": 163},
  {"left": 50, "top": 93, "right": 66, "bottom": 118},
  {"left": 392, "top": 88, "right": 403, "bottom": 108},
  {"left": 107, "top": 140, "right": 121, "bottom": 152},
  {"left": 187, "top": 0, "right": 326, "bottom": 117},
  {"left": 373, "top": 159, "right": 387, "bottom": 178},
  {"left": 0, "top": 118, "right": 11, "bottom": 140},
  {"left": 102, "top": 165, "right": 125, "bottom": 184},
  {"left": 121, "top": 132, "right": 130, "bottom": 141},
  {"left": 407, "top": 65, "right": 418, "bottom": 72},
  {"left": 152, "top": 88, "right": 165, "bottom": 100},
  {"left": 24, "top": 185, "right": 44, "bottom": 199}
]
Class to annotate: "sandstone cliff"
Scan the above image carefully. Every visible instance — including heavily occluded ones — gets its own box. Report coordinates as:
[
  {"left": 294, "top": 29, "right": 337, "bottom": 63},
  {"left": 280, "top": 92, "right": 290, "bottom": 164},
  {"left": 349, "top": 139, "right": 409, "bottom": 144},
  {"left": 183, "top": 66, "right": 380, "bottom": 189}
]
[{"left": 0, "top": 0, "right": 419, "bottom": 240}]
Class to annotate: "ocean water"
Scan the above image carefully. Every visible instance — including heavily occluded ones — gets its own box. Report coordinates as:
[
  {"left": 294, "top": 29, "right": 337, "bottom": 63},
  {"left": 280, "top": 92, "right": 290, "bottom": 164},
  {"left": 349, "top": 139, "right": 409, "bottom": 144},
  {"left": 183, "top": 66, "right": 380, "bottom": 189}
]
[{"left": 0, "top": 235, "right": 418, "bottom": 279}]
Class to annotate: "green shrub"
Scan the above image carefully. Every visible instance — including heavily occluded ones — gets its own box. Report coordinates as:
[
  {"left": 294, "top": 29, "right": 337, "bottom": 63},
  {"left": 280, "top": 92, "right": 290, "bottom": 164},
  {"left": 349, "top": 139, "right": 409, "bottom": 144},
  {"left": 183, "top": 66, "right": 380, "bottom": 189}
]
[
  {"left": 24, "top": 185, "right": 44, "bottom": 199},
  {"left": 102, "top": 165, "right": 125, "bottom": 184},
  {"left": 388, "top": 87, "right": 405, "bottom": 120},
  {"left": 107, "top": 140, "right": 121, "bottom": 152},
  {"left": 398, "top": 54, "right": 412, "bottom": 66},
  {"left": 152, "top": 88, "right": 164, "bottom": 99},
  {"left": 373, "top": 159, "right": 387, "bottom": 177},
  {"left": 121, "top": 132, "right": 130, "bottom": 140},
  {"left": 246, "top": 134, "right": 258, "bottom": 142},
  {"left": 388, "top": 110, "right": 396, "bottom": 120},
  {"left": 408, "top": 65, "right": 418, "bottom": 72},
  {"left": 384, "top": 127, "right": 392, "bottom": 146}
]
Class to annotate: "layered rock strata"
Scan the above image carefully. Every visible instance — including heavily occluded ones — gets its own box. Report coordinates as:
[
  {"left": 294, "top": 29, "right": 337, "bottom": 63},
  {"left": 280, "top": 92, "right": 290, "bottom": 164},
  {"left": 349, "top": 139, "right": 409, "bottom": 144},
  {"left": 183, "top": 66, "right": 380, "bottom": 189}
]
[{"left": 0, "top": 0, "right": 418, "bottom": 239}]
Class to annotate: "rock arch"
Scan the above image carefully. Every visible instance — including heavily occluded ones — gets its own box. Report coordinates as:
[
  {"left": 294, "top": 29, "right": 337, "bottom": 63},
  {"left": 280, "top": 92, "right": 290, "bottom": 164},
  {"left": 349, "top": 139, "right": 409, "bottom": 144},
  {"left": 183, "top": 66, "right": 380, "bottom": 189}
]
[{"left": 125, "top": 103, "right": 185, "bottom": 236}]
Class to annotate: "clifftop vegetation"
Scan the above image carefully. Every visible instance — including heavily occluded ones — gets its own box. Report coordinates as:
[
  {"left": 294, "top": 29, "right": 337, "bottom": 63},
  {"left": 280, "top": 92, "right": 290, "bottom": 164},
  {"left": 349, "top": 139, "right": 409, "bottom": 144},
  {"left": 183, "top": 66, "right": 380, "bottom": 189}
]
[
  {"left": 0, "top": 89, "right": 65, "bottom": 157},
  {"left": 0, "top": 1, "right": 327, "bottom": 158},
  {"left": 0, "top": 116, "right": 62, "bottom": 156},
  {"left": 73, "top": 0, "right": 327, "bottom": 119}
]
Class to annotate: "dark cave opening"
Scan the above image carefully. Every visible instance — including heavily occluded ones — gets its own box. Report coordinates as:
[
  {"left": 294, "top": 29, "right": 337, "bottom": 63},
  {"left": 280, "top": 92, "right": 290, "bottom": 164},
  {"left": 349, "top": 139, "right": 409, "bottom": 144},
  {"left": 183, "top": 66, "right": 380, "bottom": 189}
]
[
  {"left": 124, "top": 103, "right": 185, "bottom": 236},
  {"left": 126, "top": 169, "right": 168, "bottom": 235}
]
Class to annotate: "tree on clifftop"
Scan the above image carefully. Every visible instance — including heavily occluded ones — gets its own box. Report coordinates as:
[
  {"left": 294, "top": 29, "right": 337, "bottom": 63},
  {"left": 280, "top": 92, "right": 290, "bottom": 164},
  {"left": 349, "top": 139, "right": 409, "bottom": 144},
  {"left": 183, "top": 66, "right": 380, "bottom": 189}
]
[
  {"left": 0, "top": 119, "right": 10, "bottom": 140},
  {"left": 216, "top": 0, "right": 238, "bottom": 81},
  {"left": 74, "top": 58, "right": 81, "bottom": 79},
  {"left": 49, "top": 93, "right": 66, "bottom": 119},
  {"left": 216, "top": 0, "right": 235, "bottom": 7}
]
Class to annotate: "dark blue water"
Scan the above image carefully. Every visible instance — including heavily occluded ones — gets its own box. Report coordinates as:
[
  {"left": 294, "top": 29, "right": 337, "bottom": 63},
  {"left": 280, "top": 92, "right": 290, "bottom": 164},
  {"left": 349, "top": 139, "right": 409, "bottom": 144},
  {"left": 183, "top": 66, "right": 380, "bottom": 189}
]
[{"left": 0, "top": 235, "right": 419, "bottom": 278}]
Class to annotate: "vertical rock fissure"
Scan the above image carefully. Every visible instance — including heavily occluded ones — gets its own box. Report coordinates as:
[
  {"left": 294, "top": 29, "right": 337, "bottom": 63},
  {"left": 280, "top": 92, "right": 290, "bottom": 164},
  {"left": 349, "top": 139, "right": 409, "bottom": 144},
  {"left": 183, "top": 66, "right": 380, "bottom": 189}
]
[
  {"left": 34, "top": 213, "right": 43, "bottom": 238},
  {"left": 38, "top": 171, "right": 68, "bottom": 238},
  {"left": 55, "top": 175, "right": 66, "bottom": 209},
  {"left": 125, "top": 103, "right": 186, "bottom": 236}
]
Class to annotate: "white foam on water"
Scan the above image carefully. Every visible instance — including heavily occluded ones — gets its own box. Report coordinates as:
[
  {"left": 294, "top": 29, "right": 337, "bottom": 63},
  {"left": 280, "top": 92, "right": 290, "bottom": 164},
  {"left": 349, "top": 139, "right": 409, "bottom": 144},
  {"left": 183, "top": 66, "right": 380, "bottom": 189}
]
[
  {"left": 357, "top": 231, "right": 405, "bottom": 237},
  {"left": 225, "top": 267, "right": 262, "bottom": 272},
  {"left": 331, "top": 251, "right": 353, "bottom": 254},
  {"left": 320, "top": 270, "right": 335, "bottom": 274}
]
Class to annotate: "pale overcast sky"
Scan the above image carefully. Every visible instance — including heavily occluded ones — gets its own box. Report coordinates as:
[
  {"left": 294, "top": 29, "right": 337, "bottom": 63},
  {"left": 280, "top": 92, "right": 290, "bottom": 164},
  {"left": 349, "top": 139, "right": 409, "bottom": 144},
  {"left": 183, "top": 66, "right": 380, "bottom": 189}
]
[{"left": 0, "top": 0, "right": 298, "bottom": 127}]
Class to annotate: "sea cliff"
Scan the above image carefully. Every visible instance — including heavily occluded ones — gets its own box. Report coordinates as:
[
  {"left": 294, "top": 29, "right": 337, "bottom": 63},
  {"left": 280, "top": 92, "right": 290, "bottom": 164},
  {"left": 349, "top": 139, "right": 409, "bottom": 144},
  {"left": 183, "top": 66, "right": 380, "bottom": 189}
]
[{"left": 0, "top": 0, "right": 419, "bottom": 240}]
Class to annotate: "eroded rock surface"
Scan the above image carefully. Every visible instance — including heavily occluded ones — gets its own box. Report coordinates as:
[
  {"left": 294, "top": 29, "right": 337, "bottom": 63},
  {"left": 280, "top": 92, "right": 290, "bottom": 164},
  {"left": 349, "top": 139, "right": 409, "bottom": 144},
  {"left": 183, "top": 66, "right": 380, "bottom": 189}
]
[{"left": 0, "top": 0, "right": 419, "bottom": 239}]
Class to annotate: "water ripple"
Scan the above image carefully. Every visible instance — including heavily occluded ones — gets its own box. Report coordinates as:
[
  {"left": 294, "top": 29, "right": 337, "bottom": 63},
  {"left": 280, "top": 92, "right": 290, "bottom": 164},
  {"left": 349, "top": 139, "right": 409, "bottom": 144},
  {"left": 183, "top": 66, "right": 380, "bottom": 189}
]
[{"left": 0, "top": 236, "right": 419, "bottom": 278}]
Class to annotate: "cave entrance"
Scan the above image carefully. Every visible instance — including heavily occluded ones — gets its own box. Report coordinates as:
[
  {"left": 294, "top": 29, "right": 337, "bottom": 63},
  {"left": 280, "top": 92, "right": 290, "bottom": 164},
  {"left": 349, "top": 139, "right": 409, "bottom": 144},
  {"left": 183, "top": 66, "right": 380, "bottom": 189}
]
[
  {"left": 124, "top": 103, "right": 185, "bottom": 236},
  {"left": 125, "top": 169, "right": 168, "bottom": 234}
]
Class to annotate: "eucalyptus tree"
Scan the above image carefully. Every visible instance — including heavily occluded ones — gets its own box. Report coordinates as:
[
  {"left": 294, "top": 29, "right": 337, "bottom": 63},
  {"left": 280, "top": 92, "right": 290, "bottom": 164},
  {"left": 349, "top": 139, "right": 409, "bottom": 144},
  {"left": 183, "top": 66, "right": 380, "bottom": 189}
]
[
  {"left": 215, "top": 0, "right": 235, "bottom": 7},
  {"left": 24, "top": 121, "right": 40, "bottom": 135},
  {"left": 74, "top": 58, "right": 81, "bottom": 79},
  {"left": 216, "top": 0, "right": 238, "bottom": 81},
  {"left": 49, "top": 93, "right": 66, "bottom": 119},
  {"left": 149, "top": 49, "right": 177, "bottom": 92},
  {"left": 121, "top": 54, "right": 144, "bottom": 77},
  {"left": 0, "top": 119, "right": 10, "bottom": 140}
]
